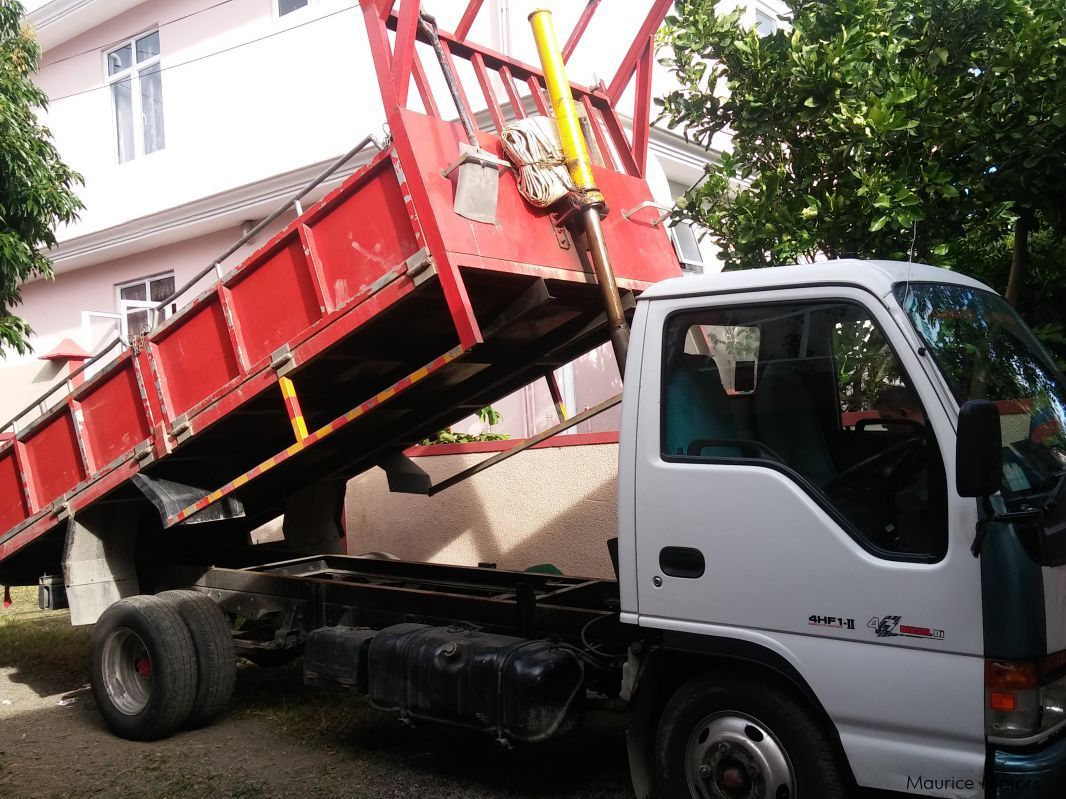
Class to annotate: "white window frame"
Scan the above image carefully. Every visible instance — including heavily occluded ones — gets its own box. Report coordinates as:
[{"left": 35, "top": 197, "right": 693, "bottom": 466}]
[
  {"left": 669, "top": 221, "right": 710, "bottom": 275},
  {"left": 115, "top": 272, "right": 176, "bottom": 340},
  {"left": 106, "top": 30, "right": 164, "bottom": 164},
  {"left": 754, "top": 8, "right": 777, "bottom": 36},
  {"left": 751, "top": 2, "right": 790, "bottom": 36}
]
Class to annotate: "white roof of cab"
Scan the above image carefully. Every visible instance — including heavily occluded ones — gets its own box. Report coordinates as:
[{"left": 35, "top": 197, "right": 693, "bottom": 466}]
[{"left": 639, "top": 260, "right": 994, "bottom": 301}]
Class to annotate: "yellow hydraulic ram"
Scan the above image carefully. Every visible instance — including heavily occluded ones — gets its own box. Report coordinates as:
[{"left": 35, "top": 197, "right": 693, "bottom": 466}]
[{"left": 529, "top": 8, "right": 630, "bottom": 374}]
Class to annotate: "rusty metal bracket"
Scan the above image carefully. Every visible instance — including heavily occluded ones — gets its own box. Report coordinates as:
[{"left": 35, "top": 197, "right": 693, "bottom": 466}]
[
  {"left": 134, "top": 441, "right": 155, "bottom": 465},
  {"left": 270, "top": 346, "right": 295, "bottom": 378},
  {"left": 621, "top": 200, "right": 672, "bottom": 228},
  {"left": 552, "top": 222, "right": 572, "bottom": 250},
  {"left": 170, "top": 415, "right": 195, "bottom": 444}
]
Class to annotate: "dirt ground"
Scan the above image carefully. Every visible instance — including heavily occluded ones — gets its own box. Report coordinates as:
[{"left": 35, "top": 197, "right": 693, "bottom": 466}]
[{"left": 0, "top": 593, "right": 632, "bottom": 799}]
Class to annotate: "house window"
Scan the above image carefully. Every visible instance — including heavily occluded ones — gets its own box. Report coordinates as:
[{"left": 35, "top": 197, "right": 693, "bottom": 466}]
[
  {"left": 668, "top": 180, "right": 712, "bottom": 274},
  {"left": 116, "top": 273, "right": 175, "bottom": 340},
  {"left": 670, "top": 222, "right": 708, "bottom": 275},
  {"left": 107, "top": 31, "right": 165, "bottom": 163},
  {"left": 755, "top": 9, "right": 777, "bottom": 35},
  {"left": 278, "top": 0, "right": 310, "bottom": 15}
]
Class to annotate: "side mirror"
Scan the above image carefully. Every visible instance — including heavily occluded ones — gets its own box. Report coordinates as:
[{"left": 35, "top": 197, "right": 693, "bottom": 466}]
[{"left": 956, "top": 399, "right": 1003, "bottom": 498}]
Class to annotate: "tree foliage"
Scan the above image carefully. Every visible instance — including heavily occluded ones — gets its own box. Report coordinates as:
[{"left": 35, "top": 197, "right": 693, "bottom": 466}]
[
  {"left": 658, "top": 0, "right": 1066, "bottom": 308},
  {"left": 945, "top": 212, "right": 1066, "bottom": 365},
  {"left": 0, "top": 1, "right": 81, "bottom": 354}
]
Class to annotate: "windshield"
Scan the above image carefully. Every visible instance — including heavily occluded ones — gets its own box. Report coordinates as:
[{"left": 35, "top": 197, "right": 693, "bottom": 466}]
[{"left": 895, "top": 282, "right": 1066, "bottom": 496}]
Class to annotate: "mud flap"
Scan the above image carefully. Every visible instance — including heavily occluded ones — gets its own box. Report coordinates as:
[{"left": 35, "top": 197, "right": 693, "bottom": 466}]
[
  {"left": 626, "top": 647, "right": 663, "bottom": 799},
  {"left": 131, "top": 473, "right": 245, "bottom": 525},
  {"left": 62, "top": 505, "right": 139, "bottom": 626}
]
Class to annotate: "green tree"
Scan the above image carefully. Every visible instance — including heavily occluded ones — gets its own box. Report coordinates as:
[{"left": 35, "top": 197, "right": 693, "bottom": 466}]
[
  {"left": 945, "top": 212, "right": 1066, "bottom": 365},
  {"left": 658, "top": 0, "right": 1066, "bottom": 309},
  {"left": 0, "top": 0, "right": 82, "bottom": 354}
]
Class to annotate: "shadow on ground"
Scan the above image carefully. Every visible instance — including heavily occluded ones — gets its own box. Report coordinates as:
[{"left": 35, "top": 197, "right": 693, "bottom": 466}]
[
  {"left": 0, "top": 645, "right": 631, "bottom": 799},
  {"left": 0, "top": 596, "right": 91, "bottom": 699},
  {"left": 231, "top": 659, "right": 632, "bottom": 798}
]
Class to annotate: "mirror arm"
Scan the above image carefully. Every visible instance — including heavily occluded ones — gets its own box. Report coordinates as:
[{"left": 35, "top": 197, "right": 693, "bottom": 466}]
[{"left": 971, "top": 496, "right": 1044, "bottom": 557}]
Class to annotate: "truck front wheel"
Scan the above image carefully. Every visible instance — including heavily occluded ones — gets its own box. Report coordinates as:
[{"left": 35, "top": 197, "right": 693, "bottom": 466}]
[{"left": 655, "top": 671, "right": 851, "bottom": 799}]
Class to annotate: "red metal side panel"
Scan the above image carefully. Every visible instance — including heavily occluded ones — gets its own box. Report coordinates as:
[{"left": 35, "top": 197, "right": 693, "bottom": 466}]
[
  {"left": 153, "top": 295, "right": 241, "bottom": 419},
  {"left": 309, "top": 161, "right": 421, "bottom": 309},
  {"left": 398, "top": 111, "right": 576, "bottom": 274},
  {"left": 22, "top": 411, "right": 85, "bottom": 502},
  {"left": 0, "top": 450, "right": 28, "bottom": 532},
  {"left": 592, "top": 166, "right": 682, "bottom": 284},
  {"left": 397, "top": 110, "right": 681, "bottom": 286},
  {"left": 78, "top": 362, "right": 151, "bottom": 468},
  {"left": 228, "top": 236, "right": 324, "bottom": 365}
]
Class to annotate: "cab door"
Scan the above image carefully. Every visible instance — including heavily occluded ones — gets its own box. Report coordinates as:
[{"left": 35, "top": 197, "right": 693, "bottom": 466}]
[{"left": 632, "top": 286, "right": 986, "bottom": 795}]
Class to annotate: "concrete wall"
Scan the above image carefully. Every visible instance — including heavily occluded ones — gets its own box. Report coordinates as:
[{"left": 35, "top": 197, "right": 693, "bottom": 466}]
[{"left": 343, "top": 440, "right": 619, "bottom": 579}]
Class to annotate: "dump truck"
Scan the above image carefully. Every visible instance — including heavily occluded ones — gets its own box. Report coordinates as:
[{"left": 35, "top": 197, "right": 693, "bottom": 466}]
[{"left": 2, "top": 2, "right": 1065, "bottom": 797}]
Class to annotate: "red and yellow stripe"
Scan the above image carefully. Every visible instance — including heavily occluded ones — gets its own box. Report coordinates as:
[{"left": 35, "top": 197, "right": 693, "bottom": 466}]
[
  {"left": 278, "top": 376, "right": 309, "bottom": 441},
  {"left": 167, "top": 345, "right": 466, "bottom": 526}
]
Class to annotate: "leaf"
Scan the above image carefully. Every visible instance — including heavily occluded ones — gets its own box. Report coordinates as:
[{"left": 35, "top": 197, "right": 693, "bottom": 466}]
[{"left": 656, "top": 0, "right": 1066, "bottom": 291}]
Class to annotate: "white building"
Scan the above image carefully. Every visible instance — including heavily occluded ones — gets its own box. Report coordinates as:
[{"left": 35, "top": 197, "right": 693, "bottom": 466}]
[{"left": 8, "top": 0, "right": 784, "bottom": 439}]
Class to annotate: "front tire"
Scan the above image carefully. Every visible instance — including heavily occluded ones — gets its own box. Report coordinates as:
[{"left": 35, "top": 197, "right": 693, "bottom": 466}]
[
  {"left": 656, "top": 671, "right": 852, "bottom": 799},
  {"left": 89, "top": 595, "right": 197, "bottom": 741}
]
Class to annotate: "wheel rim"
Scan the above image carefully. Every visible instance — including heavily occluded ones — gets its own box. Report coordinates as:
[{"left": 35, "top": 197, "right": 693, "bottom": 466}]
[
  {"left": 685, "top": 712, "right": 796, "bottom": 799},
  {"left": 100, "top": 627, "right": 153, "bottom": 715}
]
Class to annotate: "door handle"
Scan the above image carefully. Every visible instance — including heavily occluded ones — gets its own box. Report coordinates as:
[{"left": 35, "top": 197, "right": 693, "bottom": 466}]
[{"left": 659, "top": 546, "right": 705, "bottom": 579}]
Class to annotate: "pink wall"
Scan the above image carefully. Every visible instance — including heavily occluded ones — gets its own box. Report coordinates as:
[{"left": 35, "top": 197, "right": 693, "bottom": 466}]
[{"left": 0, "top": 225, "right": 253, "bottom": 422}]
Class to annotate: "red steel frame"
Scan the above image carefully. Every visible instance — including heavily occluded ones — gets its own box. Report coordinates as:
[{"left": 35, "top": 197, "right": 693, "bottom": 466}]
[
  {"left": 371, "top": 0, "right": 671, "bottom": 179},
  {"left": 0, "top": 0, "right": 678, "bottom": 571}
]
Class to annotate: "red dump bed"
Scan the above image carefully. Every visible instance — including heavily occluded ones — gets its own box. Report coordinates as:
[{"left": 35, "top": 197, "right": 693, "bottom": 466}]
[{"left": 0, "top": 0, "right": 678, "bottom": 583}]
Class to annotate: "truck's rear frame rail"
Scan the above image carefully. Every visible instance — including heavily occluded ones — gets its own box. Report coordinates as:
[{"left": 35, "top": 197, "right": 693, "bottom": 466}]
[{"left": 190, "top": 555, "right": 619, "bottom": 646}]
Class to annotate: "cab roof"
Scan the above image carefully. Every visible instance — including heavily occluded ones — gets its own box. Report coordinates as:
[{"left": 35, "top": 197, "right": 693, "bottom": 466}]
[{"left": 639, "top": 260, "right": 994, "bottom": 301}]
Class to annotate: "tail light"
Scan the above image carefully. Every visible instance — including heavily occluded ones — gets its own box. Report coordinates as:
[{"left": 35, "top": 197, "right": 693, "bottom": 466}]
[{"left": 986, "top": 651, "right": 1066, "bottom": 740}]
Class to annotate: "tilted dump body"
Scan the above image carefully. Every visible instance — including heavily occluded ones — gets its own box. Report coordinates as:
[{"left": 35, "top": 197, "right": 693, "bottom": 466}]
[{"left": 0, "top": 0, "right": 678, "bottom": 585}]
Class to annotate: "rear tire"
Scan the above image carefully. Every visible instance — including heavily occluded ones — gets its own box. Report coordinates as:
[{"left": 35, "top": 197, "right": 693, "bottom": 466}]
[
  {"left": 89, "top": 595, "right": 197, "bottom": 741},
  {"left": 157, "top": 590, "right": 236, "bottom": 728},
  {"left": 655, "top": 671, "right": 852, "bottom": 799}
]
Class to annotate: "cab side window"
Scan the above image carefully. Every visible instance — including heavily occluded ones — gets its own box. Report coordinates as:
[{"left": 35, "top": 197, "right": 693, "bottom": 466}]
[{"left": 661, "top": 301, "right": 947, "bottom": 560}]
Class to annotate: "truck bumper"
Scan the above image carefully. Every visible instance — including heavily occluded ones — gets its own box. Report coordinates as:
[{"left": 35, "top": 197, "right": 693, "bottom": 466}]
[{"left": 992, "top": 735, "right": 1066, "bottom": 798}]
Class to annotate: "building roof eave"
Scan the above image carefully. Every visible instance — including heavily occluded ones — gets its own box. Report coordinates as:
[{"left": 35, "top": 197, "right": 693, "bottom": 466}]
[{"left": 24, "top": 0, "right": 144, "bottom": 52}]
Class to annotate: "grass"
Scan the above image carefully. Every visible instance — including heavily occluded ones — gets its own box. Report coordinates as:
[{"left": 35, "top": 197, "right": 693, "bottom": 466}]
[
  {"left": 231, "top": 658, "right": 375, "bottom": 741},
  {"left": 0, "top": 586, "right": 90, "bottom": 690}
]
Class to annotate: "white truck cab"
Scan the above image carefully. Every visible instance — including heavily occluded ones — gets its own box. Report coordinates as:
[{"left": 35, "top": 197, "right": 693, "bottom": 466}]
[{"left": 619, "top": 260, "right": 1066, "bottom": 798}]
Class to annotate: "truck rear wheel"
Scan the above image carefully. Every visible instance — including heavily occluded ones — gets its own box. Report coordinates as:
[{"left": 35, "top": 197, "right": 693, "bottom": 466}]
[
  {"left": 655, "top": 671, "right": 851, "bottom": 799},
  {"left": 89, "top": 595, "right": 197, "bottom": 740},
  {"left": 157, "top": 590, "right": 236, "bottom": 728}
]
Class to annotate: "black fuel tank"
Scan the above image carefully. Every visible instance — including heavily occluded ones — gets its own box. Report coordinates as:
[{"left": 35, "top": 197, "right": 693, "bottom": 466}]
[
  {"left": 303, "top": 625, "right": 376, "bottom": 691},
  {"left": 367, "top": 623, "right": 584, "bottom": 744}
]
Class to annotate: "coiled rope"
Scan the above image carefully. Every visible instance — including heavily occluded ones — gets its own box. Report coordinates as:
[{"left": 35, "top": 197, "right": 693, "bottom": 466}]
[{"left": 500, "top": 115, "right": 575, "bottom": 209}]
